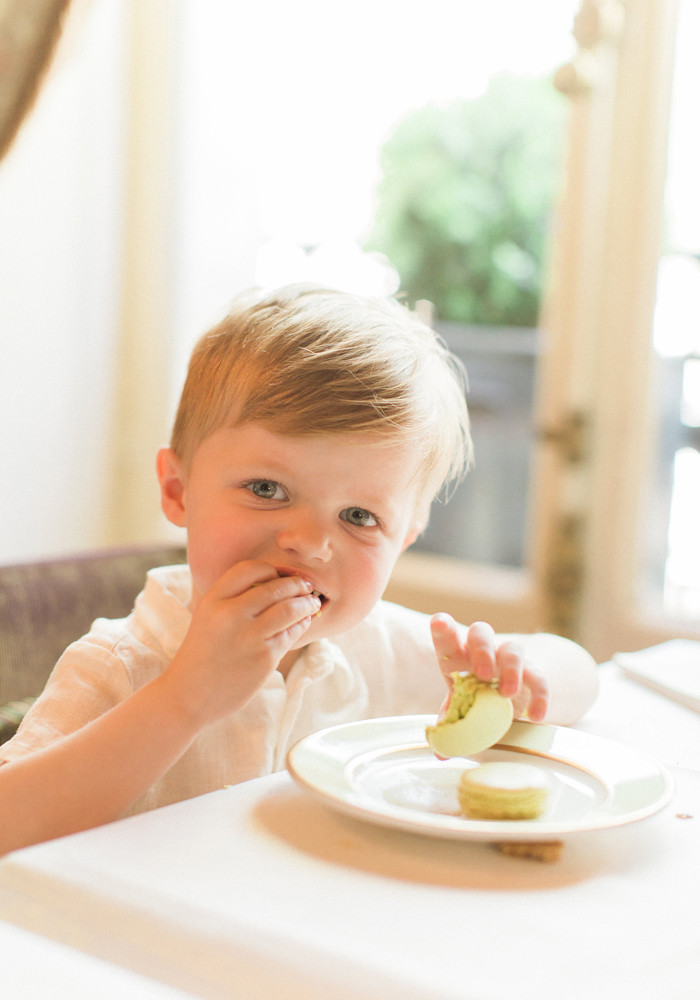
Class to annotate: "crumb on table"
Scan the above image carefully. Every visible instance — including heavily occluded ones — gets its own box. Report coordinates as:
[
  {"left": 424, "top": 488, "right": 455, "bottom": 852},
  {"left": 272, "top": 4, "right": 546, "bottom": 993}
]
[{"left": 494, "top": 840, "right": 564, "bottom": 863}]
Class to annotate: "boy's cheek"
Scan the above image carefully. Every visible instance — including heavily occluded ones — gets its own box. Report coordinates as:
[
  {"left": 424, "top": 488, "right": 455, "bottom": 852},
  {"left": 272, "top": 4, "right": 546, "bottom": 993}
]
[{"left": 314, "top": 585, "right": 384, "bottom": 638}]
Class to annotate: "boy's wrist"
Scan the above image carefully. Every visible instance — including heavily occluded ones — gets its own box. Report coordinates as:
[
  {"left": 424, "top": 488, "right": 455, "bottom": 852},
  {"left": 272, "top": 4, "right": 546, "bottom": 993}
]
[{"left": 148, "top": 670, "right": 212, "bottom": 738}]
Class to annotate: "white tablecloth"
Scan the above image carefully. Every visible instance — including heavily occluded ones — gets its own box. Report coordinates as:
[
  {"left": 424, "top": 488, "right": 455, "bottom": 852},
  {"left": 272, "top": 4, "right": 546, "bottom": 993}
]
[
  {"left": 0, "top": 664, "right": 699, "bottom": 1000},
  {"left": 0, "top": 920, "right": 195, "bottom": 998}
]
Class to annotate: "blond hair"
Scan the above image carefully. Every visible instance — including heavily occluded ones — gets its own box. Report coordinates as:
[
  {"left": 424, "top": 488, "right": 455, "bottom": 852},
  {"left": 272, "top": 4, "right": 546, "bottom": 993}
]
[{"left": 171, "top": 284, "right": 472, "bottom": 510}]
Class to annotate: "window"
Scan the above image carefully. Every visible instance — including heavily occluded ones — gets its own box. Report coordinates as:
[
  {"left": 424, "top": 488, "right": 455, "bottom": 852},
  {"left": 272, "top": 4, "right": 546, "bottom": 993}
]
[
  {"left": 170, "top": 0, "right": 579, "bottom": 575},
  {"left": 646, "top": 0, "right": 700, "bottom": 617}
]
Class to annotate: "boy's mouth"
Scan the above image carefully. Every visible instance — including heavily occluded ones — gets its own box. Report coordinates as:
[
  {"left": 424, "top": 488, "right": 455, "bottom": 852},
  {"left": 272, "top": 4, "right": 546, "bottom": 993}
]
[{"left": 277, "top": 570, "right": 328, "bottom": 605}]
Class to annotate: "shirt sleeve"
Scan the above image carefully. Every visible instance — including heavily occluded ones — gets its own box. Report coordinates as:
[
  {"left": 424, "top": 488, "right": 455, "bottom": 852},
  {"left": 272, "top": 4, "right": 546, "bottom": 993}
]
[
  {"left": 337, "top": 600, "right": 446, "bottom": 717},
  {"left": 0, "top": 635, "right": 133, "bottom": 763}
]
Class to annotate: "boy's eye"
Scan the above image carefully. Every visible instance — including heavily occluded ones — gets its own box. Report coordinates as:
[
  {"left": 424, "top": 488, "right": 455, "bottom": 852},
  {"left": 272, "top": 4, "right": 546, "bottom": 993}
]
[
  {"left": 340, "top": 507, "right": 378, "bottom": 528},
  {"left": 247, "top": 480, "right": 287, "bottom": 500}
]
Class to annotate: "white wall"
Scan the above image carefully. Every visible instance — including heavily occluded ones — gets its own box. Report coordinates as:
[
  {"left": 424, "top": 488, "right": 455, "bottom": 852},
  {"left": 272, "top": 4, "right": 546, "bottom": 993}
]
[{"left": 0, "top": 1, "right": 127, "bottom": 562}]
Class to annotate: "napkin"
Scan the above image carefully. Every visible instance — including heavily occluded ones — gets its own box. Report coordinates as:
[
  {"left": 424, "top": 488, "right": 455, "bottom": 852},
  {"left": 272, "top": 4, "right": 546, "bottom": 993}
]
[{"left": 614, "top": 639, "right": 700, "bottom": 713}]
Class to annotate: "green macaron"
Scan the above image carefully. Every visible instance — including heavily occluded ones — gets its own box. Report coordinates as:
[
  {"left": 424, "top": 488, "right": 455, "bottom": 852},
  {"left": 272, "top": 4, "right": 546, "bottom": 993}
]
[
  {"left": 425, "top": 671, "right": 514, "bottom": 758},
  {"left": 458, "top": 761, "right": 550, "bottom": 820}
]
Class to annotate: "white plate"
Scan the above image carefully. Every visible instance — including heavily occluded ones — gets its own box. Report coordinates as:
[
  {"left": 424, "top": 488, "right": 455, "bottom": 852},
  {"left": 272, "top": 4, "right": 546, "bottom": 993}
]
[{"left": 287, "top": 716, "right": 674, "bottom": 841}]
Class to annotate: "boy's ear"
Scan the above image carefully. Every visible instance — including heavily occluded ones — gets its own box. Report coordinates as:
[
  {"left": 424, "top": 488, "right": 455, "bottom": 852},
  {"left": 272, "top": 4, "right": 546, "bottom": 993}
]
[
  {"left": 156, "top": 448, "right": 187, "bottom": 528},
  {"left": 401, "top": 523, "right": 422, "bottom": 552}
]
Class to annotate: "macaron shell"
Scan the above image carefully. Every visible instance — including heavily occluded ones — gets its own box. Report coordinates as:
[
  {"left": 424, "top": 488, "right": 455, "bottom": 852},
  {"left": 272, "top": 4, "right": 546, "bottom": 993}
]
[
  {"left": 458, "top": 761, "right": 550, "bottom": 819},
  {"left": 426, "top": 687, "right": 514, "bottom": 757}
]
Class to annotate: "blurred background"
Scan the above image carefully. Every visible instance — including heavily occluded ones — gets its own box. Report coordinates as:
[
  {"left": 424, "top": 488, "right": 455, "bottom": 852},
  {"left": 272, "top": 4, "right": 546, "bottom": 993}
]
[{"left": 1, "top": 0, "right": 698, "bottom": 660}]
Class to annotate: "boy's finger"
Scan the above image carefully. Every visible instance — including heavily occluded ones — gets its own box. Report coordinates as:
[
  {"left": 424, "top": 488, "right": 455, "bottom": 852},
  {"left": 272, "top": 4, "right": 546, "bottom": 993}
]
[
  {"left": 466, "top": 621, "right": 497, "bottom": 681},
  {"left": 248, "top": 577, "right": 316, "bottom": 617},
  {"left": 523, "top": 665, "right": 549, "bottom": 722},
  {"left": 212, "top": 560, "right": 280, "bottom": 598},
  {"left": 263, "top": 594, "right": 321, "bottom": 638},
  {"left": 212, "top": 562, "right": 316, "bottom": 612},
  {"left": 430, "top": 613, "right": 463, "bottom": 682},
  {"left": 493, "top": 639, "right": 525, "bottom": 697}
]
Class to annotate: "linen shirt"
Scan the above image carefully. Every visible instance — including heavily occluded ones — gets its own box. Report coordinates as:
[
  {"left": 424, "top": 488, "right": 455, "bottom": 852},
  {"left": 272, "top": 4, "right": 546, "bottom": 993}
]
[{"left": 0, "top": 565, "right": 596, "bottom": 817}]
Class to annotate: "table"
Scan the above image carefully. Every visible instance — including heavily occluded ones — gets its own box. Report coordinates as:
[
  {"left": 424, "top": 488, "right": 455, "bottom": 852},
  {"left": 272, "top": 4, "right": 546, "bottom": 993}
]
[
  {"left": 0, "top": 663, "right": 699, "bottom": 1000},
  {"left": 0, "top": 920, "right": 196, "bottom": 998}
]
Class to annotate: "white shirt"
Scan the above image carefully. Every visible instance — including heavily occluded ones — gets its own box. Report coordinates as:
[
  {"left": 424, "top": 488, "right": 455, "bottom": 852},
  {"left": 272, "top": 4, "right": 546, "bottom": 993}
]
[
  {"left": 0, "top": 566, "right": 448, "bottom": 815},
  {"left": 0, "top": 566, "right": 597, "bottom": 817}
]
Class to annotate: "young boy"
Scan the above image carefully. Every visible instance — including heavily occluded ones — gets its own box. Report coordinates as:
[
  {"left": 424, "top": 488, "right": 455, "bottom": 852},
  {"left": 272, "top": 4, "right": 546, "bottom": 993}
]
[{"left": 0, "top": 284, "right": 597, "bottom": 853}]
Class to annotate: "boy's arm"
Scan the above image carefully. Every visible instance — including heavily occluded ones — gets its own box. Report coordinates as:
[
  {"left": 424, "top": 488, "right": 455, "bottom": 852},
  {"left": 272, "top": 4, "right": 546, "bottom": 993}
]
[
  {"left": 0, "top": 673, "right": 202, "bottom": 855},
  {"left": 0, "top": 562, "right": 321, "bottom": 856}
]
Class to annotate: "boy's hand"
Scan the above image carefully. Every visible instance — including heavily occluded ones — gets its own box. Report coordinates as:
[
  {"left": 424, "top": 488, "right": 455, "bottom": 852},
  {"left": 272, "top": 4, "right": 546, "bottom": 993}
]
[
  {"left": 429, "top": 612, "right": 549, "bottom": 722},
  {"left": 164, "top": 561, "right": 321, "bottom": 727}
]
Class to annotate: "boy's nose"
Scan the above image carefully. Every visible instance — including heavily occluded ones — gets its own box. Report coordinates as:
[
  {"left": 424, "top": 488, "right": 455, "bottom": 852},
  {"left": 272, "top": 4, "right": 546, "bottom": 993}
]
[{"left": 275, "top": 512, "right": 332, "bottom": 562}]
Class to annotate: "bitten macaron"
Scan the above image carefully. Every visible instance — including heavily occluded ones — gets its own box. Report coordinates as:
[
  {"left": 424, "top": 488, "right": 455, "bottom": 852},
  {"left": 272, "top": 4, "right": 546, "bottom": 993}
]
[{"left": 425, "top": 671, "right": 514, "bottom": 758}]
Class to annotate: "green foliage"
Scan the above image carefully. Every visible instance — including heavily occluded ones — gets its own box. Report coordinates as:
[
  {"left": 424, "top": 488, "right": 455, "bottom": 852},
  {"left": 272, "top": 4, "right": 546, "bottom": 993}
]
[{"left": 367, "top": 75, "right": 568, "bottom": 326}]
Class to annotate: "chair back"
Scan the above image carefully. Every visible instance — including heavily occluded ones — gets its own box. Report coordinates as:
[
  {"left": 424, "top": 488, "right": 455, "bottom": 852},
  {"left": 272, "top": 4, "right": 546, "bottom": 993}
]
[{"left": 0, "top": 544, "right": 186, "bottom": 707}]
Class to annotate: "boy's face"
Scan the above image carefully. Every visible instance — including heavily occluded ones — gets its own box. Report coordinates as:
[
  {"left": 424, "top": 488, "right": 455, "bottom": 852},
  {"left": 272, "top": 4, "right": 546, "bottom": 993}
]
[{"left": 158, "top": 422, "right": 422, "bottom": 651}]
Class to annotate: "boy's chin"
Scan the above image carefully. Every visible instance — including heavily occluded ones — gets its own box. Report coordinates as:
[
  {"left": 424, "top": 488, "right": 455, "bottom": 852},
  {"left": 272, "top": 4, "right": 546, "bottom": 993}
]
[{"left": 299, "top": 600, "right": 371, "bottom": 644}]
